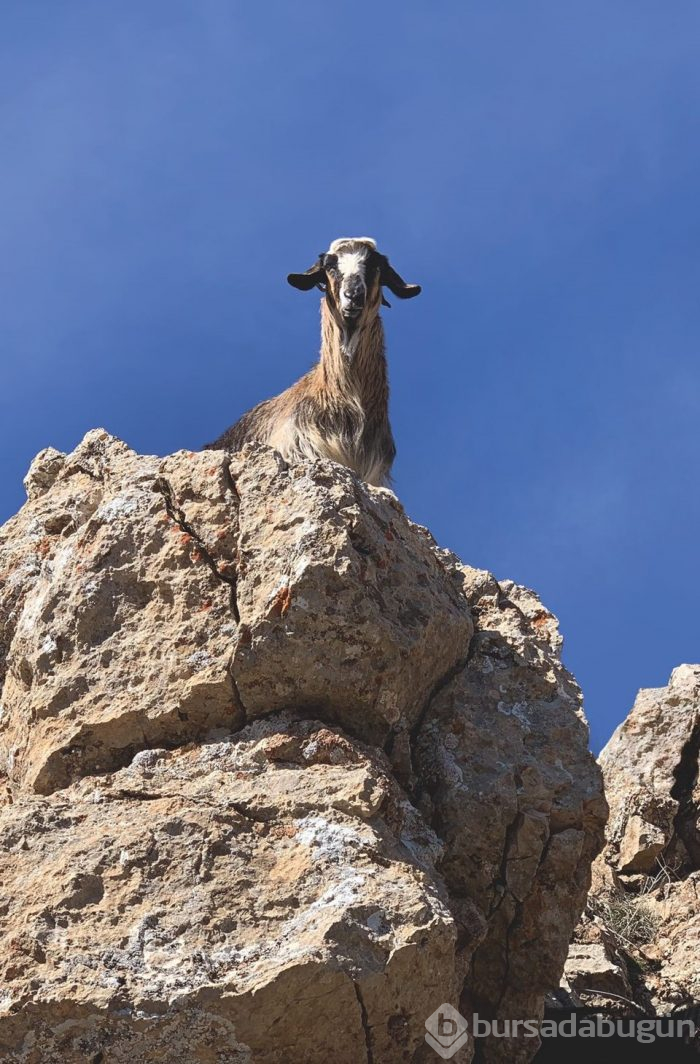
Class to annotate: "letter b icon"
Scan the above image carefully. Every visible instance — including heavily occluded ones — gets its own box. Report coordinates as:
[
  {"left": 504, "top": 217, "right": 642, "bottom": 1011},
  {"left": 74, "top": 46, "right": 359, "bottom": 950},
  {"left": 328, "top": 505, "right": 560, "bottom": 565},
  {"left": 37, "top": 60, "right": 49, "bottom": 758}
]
[
  {"left": 425, "top": 1003, "right": 469, "bottom": 1059},
  {"left": 439, "top": 1014, "right": 457, "bottom": 1038}
]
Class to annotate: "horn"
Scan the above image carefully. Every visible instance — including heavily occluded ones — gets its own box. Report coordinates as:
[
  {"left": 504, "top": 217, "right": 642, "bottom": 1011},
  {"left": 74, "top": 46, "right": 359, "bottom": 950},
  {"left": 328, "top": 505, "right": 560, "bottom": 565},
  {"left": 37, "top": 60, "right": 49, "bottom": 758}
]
[{"left": 378, "top": 255, "right": 421, "bottom": 300}]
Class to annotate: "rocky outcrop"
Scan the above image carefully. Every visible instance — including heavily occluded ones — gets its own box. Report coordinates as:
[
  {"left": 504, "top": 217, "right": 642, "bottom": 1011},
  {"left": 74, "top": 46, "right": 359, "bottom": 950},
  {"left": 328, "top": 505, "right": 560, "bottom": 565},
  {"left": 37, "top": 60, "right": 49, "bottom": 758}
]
[
  {"left": 0, "top": 431, "right": 606, "bottom": 1063},
  {"left": 601, "top": 665, "right": 700, "bottom": 879},
  {"left": 562, "top": 666, "right": 700, "bottom": 1019}
]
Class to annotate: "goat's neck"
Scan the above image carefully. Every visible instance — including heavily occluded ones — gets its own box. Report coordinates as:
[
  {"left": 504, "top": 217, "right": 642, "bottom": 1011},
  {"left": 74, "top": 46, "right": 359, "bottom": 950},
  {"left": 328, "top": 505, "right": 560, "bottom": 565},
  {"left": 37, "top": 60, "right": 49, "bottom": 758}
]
[{"left": 316, "top": 300, "right": 388, "bottom": 413}]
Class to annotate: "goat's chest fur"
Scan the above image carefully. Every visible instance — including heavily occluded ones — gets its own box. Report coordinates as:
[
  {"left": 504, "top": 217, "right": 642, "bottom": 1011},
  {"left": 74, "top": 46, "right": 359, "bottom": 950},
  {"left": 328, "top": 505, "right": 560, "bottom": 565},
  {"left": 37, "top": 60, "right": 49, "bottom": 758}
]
[
  {"left": 206, "top": 293, "right": 400, "bottom": 488},
  {"left": 269, "top": 376, "right": 394, "bottom": 487}
]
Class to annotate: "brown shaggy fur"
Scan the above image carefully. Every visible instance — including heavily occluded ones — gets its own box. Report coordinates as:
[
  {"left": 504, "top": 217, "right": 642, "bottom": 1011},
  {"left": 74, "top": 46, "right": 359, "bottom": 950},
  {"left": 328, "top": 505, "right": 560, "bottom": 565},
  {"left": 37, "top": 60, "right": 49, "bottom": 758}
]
[{"left": 205, "top": 238, "right": 420, "bottom": 487}]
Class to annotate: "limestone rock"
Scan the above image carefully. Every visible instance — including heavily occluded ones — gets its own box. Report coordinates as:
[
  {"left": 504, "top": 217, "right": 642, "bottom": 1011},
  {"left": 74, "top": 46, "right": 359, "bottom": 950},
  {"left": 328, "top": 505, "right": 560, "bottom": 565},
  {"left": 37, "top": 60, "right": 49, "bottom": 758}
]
[
  {"left": 0, "top": 431, "right": 241, "bottom": 795},
  {"left": 229, "top": 447, "right": 473, "bottom": 747},
  {"left": 600, "top": 665, "right": 700, "bottom": 876},
  {"left": 564, "top": 666, "right": 700, "bottom": 1019},
  {"left": 564, "top": 943, "right": 632, "bottom": 999},
  {"left": 0, "top": 432, "right": 606, "bottom": 1063},
  {"left": 641, "top": 873, "right": 700, "bottom": 1008},
  {"left": 0, "top": 717, "right": 459, "bottom": 1064},
  {"left": 415, "top": 569, "right": 606, "bottom": 1063},
  {"left": 618, "top": 814, "right": 666, "bottom": 874}
]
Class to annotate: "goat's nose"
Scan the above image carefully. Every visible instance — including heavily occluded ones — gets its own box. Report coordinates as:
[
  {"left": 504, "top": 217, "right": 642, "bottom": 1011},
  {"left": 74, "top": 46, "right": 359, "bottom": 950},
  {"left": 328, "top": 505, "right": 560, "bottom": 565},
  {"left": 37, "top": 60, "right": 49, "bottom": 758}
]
[{"left": 343, "top": 284, "right": 365, "bottom": 306}]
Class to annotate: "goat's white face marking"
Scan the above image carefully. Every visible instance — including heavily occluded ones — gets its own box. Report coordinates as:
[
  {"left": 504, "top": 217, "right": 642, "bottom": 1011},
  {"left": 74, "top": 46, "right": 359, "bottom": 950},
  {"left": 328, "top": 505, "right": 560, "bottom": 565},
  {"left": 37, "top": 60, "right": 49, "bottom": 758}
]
[
  {"left": 337, "top": 250, "right": 367, "bottom": 281},
  {"left": 337, "top": 250, "right": 367, "bottom": 316},
  {"left": 327, "top": 238, "right": 377, "bottom": 321}
]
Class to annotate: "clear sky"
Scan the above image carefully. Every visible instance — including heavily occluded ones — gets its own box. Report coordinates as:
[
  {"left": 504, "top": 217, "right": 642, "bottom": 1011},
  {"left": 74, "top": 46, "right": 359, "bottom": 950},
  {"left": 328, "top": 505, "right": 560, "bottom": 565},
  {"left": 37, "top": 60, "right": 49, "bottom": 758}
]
[{"left": 1, "top": 2, "right": 698, "bottom": 751}]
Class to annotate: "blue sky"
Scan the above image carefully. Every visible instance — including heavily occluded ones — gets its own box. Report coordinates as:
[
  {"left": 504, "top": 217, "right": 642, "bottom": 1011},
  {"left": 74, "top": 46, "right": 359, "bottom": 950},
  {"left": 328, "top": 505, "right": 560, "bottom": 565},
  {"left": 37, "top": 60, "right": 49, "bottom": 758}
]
[{"left": 1, "top": 2, "right": 699, "bottom": 750}]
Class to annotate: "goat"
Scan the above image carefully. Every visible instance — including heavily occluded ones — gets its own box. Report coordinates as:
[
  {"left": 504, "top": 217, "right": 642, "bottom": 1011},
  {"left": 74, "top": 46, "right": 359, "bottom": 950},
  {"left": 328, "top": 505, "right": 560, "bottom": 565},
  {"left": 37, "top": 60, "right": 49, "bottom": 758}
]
[{"left": 204, "top": 237, "right": 421, "bottom": 486}]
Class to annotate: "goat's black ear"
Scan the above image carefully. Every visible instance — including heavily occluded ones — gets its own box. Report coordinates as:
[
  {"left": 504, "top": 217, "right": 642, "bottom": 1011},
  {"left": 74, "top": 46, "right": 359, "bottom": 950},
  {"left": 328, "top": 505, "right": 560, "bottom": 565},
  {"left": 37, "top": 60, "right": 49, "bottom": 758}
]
[
  {"left": 378, "top": 255, "right": 421, "bottom": 300},
  {"left": 287, "top": 257, "right": 326, "bottom": 291}
]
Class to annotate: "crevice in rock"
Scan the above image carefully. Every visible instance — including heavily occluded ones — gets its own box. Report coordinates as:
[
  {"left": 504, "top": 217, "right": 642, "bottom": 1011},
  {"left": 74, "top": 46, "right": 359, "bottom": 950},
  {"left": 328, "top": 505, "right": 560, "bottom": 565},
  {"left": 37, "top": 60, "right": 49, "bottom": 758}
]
[
  {"left": 226, "top": 649, "right": 248, "bottom": 729},
  {"left": 533, "top": 822, "right": 554, "bottom": 878},
  {"left": 111, "top": 788, "right": 270, "bottom": 824},
  {"left": 352, "top": 980, "right": 374, "bottom": 1064},
  {"left": 222, "top": 461, "right": 241, "bottom": 506},
  {"left": 228, "top": 669, "right": 248, "bottom": 727},
  {"left": 407, "top": 654, "right": 470, "bottom": 750},
  {"left": 112, "top": 788, "right": 165, "bottom": 802},
  {"left": 70, "top": 463, "right": 102, "bottom": 482},
  {"left": 398, "top": 654, "right": 470, "bottom": 803},
  {"left": 154, "top": 476, "right": 241, "bottom": 624},
  {"left": 485, "top": 811, "right": 552, "bottom": 1009},
  {"left": 154, "top": 472, "right": 250, "bottom": 727},
  {"left": 666, "top": 718, "right": 700, "bottom": 873},
  {"left": 496, "top": 895, "right": 525, "bottom": 1010},
  {"left": 33, "top": 705, "right": 247, "bottom": 796},
  {"left": 488, "top": 811, "right": 523, "bottom": 918}
]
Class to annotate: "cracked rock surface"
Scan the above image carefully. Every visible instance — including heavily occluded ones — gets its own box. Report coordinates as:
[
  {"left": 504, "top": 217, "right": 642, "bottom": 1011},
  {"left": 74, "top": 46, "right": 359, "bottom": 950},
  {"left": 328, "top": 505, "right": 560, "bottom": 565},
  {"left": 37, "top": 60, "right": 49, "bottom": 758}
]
[
  {"left": 562, "top": 666, "right": 700, "bottom": 1020},
  {"left": 0, "top": 431, "right": 605, "bottom": 1063}
]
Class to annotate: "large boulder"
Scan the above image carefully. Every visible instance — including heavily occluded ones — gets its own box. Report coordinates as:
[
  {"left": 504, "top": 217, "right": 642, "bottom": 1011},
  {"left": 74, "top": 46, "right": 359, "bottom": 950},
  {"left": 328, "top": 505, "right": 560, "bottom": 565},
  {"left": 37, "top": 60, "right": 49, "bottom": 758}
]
[{"left": 0, "top": 431, "right": 606, "bottom": 1063}]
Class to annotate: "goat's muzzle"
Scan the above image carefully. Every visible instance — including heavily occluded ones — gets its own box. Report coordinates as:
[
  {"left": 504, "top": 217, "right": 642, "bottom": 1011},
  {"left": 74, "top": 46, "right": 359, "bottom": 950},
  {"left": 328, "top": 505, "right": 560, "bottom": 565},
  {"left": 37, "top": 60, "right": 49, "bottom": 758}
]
[{"left": 339, "top": 280, "right": 366, "bottom": 320}]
